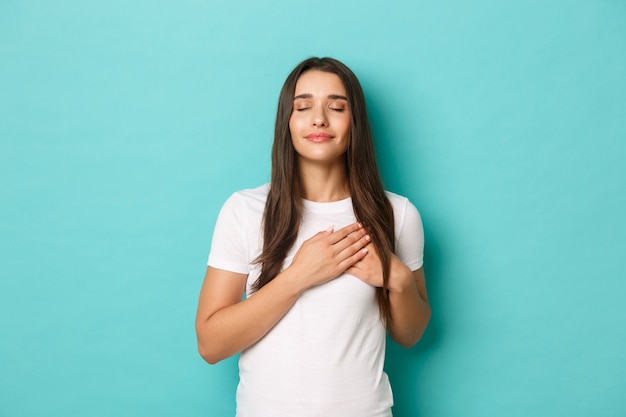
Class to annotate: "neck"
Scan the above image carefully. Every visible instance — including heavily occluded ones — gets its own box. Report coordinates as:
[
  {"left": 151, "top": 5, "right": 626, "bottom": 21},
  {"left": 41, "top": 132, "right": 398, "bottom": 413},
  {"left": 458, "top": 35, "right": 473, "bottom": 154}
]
[{"left": 297, "top": 159, "right": 350, "bottom": 202}]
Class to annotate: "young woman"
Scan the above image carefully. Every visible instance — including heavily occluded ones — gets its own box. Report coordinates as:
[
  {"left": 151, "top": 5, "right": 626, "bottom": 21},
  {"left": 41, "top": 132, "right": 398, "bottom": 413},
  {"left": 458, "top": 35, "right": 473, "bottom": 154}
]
[{"left": 196, "top": 57, "right": 431, "bottom": 417}]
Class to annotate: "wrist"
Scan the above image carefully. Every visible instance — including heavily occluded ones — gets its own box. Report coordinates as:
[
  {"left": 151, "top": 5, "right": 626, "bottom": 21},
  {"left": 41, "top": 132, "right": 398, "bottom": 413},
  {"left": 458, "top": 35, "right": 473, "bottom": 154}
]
[
  {"left": 279, "top": 265, "right": 309, "bottom": 297},
  {"left": 387, "top": 267, "right": 415, "bottom": 294}
]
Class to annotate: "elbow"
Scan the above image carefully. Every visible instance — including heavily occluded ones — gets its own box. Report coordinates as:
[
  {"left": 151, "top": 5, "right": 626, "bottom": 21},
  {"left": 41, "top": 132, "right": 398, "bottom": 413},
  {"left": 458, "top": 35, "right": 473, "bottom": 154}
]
[
  {"left": 398, "top": 339, "right": 417, "bottom": 349},
  {"left": 397, "top": 329, "right": 423, "bottom": 349},
  {"left": 198, "top": 350, "right": 221, "bottom": 366},
  {"left": 196, "top": 323, "right": 227, "bottom": 365},
  {"left": 197, "top": 341, "right": 224, "bottom": 365}
]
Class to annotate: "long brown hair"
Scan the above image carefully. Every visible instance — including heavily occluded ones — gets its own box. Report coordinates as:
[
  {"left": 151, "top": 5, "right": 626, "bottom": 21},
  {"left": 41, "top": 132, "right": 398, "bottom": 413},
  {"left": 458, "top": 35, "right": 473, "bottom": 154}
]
[{"left": 253, "top": 57, "right": 395, "bottom": 326}]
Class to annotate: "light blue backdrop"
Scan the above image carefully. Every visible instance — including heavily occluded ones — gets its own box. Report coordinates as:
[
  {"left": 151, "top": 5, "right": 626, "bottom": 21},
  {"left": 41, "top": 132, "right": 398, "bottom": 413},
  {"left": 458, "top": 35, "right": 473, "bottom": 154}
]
[{"left": 1, "top": 1, "right": 625, "bottom": 416}]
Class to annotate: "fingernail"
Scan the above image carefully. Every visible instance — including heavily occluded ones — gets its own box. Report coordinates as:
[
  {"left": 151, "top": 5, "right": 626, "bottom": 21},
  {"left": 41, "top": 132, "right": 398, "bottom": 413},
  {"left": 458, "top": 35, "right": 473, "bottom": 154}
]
[
  {"left": 365, "top": 234, "right": 370, "bottom": 241},
  {"left": 325, "top": 225, "right": 335, "bottom": 232}
]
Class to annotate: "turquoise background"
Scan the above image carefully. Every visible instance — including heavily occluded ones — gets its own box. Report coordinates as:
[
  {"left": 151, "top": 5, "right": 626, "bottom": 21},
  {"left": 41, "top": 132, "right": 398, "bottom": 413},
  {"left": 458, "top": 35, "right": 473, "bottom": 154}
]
[{"left": 1, "top": 0, "right": 625, "bottom": 416}]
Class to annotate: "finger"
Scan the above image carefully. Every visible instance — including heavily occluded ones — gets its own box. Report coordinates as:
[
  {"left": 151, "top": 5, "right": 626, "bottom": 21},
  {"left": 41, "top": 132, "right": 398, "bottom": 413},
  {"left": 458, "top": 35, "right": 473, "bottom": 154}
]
[
  {"left": 338, "top": 247, "right": 369, "bottom": 270},
  {"left": 337, "top": 233, "right": 371, "bottom": 260},
  {"left": 330, "top": 229, "right": 368, "bottom": 254},
  {"left": 345, "top": 260, "right": 364, "bottom": 274},
  {"left": 328, "top": 222, "right": 363, "bottom": 244},
  {"left": 331, "top": 225, "right": 366, "bottom": 248}
]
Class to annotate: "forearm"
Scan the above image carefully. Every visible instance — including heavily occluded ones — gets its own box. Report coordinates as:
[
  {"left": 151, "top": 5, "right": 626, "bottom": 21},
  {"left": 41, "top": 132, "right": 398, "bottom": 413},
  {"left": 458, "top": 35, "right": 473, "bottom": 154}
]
[
  {"left": 196, "top": 268, "right": 303, "bottom": 364},
  {"left": 387, "top": 268, "right": 431, "bottom": 347}
]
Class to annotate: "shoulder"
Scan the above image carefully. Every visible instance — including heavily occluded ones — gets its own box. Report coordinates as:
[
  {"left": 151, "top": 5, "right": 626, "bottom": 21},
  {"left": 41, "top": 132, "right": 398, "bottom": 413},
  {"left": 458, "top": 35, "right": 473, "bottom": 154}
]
[
  {"left": 384, "top": 190, "right": 423, "bottom": 233},
  {"left": 384, "top": 190, "right": 419, "bottom": 218},
  {"left": 384, "top": 190, "right": 410, "bottom": 208},
  {"left": 222, "top": 184, "right": 269, "bottom": 209},
  {"left": 231, "top": 183, "right": 270, "bottom": 203},
  {"left": 215, "top": 184, "right": 269, "bottom": 226}
]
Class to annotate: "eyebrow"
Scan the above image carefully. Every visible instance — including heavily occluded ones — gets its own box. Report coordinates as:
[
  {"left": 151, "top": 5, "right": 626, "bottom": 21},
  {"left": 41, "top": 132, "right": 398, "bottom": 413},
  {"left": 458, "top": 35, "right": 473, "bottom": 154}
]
[{"left": 293, "top": 93, "right": 348, "bottom": 101}]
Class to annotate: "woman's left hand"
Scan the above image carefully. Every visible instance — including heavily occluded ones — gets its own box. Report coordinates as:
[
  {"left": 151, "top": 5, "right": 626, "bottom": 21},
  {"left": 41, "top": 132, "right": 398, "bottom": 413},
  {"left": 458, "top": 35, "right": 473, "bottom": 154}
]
[
  {"left": 346, "top": 243, "right": 412, "bottom": 293},
  {"left": 345, "top": 242, "right": 383, "bottom": 287}
]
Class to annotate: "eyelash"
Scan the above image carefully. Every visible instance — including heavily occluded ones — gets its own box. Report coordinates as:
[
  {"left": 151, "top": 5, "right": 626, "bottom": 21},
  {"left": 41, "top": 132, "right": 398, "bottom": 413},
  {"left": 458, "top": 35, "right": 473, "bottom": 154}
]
[{"left": 295, "top": 107, "right": 345, "bottom": 112}]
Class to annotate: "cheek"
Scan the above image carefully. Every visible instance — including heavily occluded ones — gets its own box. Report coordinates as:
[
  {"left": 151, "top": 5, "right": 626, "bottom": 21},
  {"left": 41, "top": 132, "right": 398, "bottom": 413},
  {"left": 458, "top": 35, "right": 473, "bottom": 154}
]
[
  {"left": 288, "top": 114, "right": 302, "bottom": 133},
  {"left": 288, "top": 116, "right": 296, "bottom": 138},
  {"left": 339, "top": 117, "right": 351, "bottom": 137}
]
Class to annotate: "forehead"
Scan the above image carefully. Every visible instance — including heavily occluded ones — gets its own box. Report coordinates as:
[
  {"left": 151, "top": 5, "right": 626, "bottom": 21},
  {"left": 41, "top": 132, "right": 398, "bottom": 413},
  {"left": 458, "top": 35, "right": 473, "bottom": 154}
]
[{"left": 294, "top": 70, "right": 347, "bottom": 96}]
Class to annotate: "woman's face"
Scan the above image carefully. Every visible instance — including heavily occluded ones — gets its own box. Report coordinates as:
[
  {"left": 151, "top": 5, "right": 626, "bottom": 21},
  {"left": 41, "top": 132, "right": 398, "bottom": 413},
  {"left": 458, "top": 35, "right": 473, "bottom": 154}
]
[{"left": 289, "top": 70, "right": 351, "bottom": 166}]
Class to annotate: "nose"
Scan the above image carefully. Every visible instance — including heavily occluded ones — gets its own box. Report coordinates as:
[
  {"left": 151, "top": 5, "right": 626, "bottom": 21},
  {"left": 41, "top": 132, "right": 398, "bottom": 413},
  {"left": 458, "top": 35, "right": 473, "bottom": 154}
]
[{"left": 312, "top": 108, "right": 328, "bottom": 127}]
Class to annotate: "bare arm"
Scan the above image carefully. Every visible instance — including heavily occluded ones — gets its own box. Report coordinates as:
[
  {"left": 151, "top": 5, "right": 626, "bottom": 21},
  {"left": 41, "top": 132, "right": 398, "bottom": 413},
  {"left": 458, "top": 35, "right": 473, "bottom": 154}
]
[
  {"left": 195, "top": 222, "right": 371, "bottom": 364},
  {"left": 387, "top": 264, "right": 431, "bottom": 347},
  {"left": 195, "top": 266, "right": 302, "bottom": 364}
]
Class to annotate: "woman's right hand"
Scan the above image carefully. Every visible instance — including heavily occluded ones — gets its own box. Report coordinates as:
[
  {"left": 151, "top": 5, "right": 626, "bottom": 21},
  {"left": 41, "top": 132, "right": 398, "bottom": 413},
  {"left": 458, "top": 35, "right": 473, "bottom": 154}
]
[
  {"left": 196, "top": 222, "right": 370, "bottom": 364},
  {"left": 287, "top": 222, "right": 371, "bottom": 292}
]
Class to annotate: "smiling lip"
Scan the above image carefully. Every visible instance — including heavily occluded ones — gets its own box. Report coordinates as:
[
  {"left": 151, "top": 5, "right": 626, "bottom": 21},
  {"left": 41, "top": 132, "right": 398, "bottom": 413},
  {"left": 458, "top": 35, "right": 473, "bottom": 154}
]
[{"left": 305, "top": 132, "right": 334, "bottom": 142}]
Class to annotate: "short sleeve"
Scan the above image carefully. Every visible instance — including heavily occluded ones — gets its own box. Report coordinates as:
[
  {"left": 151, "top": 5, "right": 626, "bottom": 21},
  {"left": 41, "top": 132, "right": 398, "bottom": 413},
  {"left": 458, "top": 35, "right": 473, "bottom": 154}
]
[
  {"left": 394, "top": 198, "right": 425, "bottom": 271},
  {"left": 207, "top": 193, "right": 251, "bottom": 274}
]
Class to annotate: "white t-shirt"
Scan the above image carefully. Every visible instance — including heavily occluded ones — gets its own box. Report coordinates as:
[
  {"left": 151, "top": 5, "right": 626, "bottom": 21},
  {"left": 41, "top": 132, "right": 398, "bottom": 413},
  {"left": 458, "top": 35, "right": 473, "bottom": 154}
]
[{"left": 208, "top": 184, "right": 424, "bottom": 417}]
